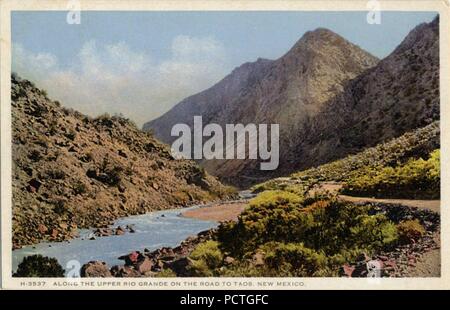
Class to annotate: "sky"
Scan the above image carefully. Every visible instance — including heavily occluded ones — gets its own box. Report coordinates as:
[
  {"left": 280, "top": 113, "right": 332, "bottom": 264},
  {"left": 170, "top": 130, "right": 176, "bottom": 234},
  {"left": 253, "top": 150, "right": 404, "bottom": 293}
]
[{"left": 12, "top": 11, "right": 437, "bottom": 127}]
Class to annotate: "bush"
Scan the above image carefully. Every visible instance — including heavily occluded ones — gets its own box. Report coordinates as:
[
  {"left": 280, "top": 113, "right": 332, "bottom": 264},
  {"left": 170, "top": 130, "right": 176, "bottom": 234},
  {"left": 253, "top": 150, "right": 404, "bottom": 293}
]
[
  {"left": 187, "top": 241, "right": 223, "bottom": 276},
  {"left": 14, "top": 255, "right": 65, "bottom": 277},
  {"left": 73, "top": 181, "right": 87, "bottom": 195},
  {"left": 65, "top": 129, "right": 77, "bottom": 141},
  {"left": 262, "top": 242, "right": 328, "bottom": 276},
  {"left": 96, "top": 156, "right": 123, "bottom": 186},
  {"left": 249, "top": 190, "right": 303, "bottom": 209},
  {"left": 397, "top": 220, "right": 426, "bottom": 243},
  {"left": 341, "top": 149, "right": 440, "bottom": 199},
  {"left": 45, "top": 168, "right": 66, "bottom": 180},
  {"left": 218, "top": 192, "right": 398, "bottom": 264},
  {"left": 289, "top": 122, "right": 439, "bottom": 185},
  {"left": 157, "top": 268, "right": 177, "bottom": 277}
]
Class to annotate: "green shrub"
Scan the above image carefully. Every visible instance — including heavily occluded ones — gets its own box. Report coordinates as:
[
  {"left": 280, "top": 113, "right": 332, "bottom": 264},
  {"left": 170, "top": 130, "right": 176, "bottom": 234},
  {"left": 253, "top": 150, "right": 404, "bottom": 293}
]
[
  {"left": 397, "top": 220, "right": 426, "bottom": 243},
  {"left": 218, "top": 193, "right": 398, "bottom": 265},
  {"left": 14, "top": 255, "right": 65, "bottom": 277},
  {"left": 249, "top": 190, "right": 303, "bottom": 208},
  {"left": 187, "top": 241, "right": 223, "bottom": 276},
  {"left": 341, "top": 149, "right": 440, "bottom": 199},
  {"left": 157, "top": 268, "right": 177, "bottom": 277},
  {"left": 262, "top": 242, "right": 328, "bottom": 276},
  {"left": 288, "top": 122, "right": 439, "bottom": 186}
]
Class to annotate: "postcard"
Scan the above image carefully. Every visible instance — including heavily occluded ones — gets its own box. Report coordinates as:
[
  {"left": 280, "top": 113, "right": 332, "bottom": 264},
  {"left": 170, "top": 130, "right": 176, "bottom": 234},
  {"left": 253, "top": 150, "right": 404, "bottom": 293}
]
[{"left": 1, "top": 0, "right": 449, "bottom": 290}]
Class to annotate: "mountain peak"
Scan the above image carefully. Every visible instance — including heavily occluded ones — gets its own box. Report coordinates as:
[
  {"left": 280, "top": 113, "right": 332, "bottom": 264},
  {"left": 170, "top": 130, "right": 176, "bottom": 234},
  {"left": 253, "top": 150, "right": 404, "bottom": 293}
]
[{"left": 283, "top": 27, "right": 379, "bottom": 66}]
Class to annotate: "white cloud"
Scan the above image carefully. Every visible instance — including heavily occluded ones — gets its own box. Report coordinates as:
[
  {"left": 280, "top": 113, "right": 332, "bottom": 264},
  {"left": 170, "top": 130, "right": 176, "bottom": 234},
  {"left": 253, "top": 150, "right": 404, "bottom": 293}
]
[{"left": 12, "top": 36, "right": 229, "bottom": 127}]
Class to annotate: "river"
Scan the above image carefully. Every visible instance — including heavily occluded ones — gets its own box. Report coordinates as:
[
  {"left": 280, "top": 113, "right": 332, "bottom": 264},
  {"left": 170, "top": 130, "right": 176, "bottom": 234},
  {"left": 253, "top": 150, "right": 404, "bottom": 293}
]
[
  {"left": 12, "top": 191, "right": 255, "bottom": 275},
  {"left": 12, "top": 205, "right": 218, "bottom": 275}
]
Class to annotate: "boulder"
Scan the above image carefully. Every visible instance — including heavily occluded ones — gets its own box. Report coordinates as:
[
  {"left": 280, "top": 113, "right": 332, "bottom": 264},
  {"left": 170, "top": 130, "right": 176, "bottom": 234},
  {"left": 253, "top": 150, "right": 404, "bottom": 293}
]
[
  {"left": 27, "top": 178, "right": 42, "bottom": 193},
  {"left": 94, "top": 227, "right": 113, "bottom": 237},
  {"left": 37, "top": 224, "right": 48, "bottom": 234},
  {"left": 119, "top": 251, "right": 142, "bottom": 266},
  {"left": 135, "top": 257, "right": 153, "bottom": 274},
  {"left": 80, "top": 261, "right": 112, "bottom": 277},
  {"left": 110, "top": 265, "right": 141, "bottom": 278},
  {"left": 167, "top": 257, "right": 192, "bottom": 276},
  {"left": 341, "top": 264, "right": 355, "bottom": 277},
  {"left": 223, "top": 256, "right": 235, "bottom": 266},
  {"left": 115, "top": 226, "right": 125, "bottom": 235},
  {"left": 252, "top": 252, "right": 265, "bottom": 266}
]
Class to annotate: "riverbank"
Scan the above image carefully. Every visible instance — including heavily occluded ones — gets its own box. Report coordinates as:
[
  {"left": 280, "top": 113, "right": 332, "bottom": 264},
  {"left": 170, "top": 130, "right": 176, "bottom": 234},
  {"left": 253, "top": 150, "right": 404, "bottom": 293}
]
[{"left": 182, "top": 201, "right": 248, "bottom": 222}]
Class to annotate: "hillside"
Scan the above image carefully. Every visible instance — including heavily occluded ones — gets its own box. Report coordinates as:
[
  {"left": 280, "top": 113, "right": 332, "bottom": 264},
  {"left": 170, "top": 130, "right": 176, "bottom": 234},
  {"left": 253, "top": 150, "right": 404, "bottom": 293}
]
[
  {"left": 253, "top": 121, "right": 440, "bottom": 198},
  {"left": 144, "top": 17, "right": 439, "bottom": 188},
  {"left": 144, "top": 28, "right": 379, "bottom": 186},
  {"left": 11, "top": 74, "right": 235, "bottom": 248},
  {"left": 288, "top": 17, "right": 440, "bottom": 174}
]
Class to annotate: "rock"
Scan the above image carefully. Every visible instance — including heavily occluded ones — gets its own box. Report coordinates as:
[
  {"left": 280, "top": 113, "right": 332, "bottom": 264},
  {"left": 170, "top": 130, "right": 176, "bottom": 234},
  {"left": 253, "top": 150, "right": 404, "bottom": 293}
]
[
  {"left": 27, "top": 178, "right": 42, "bottom": 193},
  {"left": 110, "top": 265, "right": 141, "bottom": 278},
  {"left": 126, "top": 225, "right": 136, "bottom": 233},
  {"left": 252, "top": 252, "right": 265, "bottom": 266},
  {"left": 167, "top": 257, "right": 192, "bottom": 276},
  {"left": 223, "top": 256, "right": 235, "bottom": 266},
  {"left": 115, "top": 226, "right": 125, "bottom": 235},
  {"left": 80, "top": 261, "right": 112, "bottom": 277},
  {"left": 341, "top": 264, "right": 355, "bottom": 277},
  {"left": 119, "top": 251, "right": 142, "bottom": 266},
  {"left": 50, "top": 229, "right": 58, "bottom": 238},
  {"left": 355, "top": 253, "right": 371, "bottom": 263},
  {"left": 135, "top": 257, "right": 153, "bottom": 274},
  {"left": 351, "top": 263, "right": 368, "bottom": 277},
  {"left": 37, "top": 224, "right": 48, "bottom": 234},
  {"left": 118, "top": 149, "right": 128, "bottom": 158},
  {"left": 384, "top": 260, "right": 398, "bottom": 270},
  {"left": 94, "top": 227, "right": 113, "bottom": 237}
]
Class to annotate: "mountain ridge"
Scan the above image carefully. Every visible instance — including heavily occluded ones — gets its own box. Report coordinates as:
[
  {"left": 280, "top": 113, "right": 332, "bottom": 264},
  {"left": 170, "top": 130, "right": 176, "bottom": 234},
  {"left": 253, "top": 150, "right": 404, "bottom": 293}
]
[
  {"left": 11, "top": 74, "right": 235, "bottom": 248},
  {"left": 144, "top": 27, "right": 380, "bottom": 186}
]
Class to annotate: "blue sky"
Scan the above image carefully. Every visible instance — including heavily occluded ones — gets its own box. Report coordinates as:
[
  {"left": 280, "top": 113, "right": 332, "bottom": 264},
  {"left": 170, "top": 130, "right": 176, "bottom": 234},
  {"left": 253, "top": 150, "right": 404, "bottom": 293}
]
[{"left": 12, "top": 11, "right": 437, "bottom": 126}]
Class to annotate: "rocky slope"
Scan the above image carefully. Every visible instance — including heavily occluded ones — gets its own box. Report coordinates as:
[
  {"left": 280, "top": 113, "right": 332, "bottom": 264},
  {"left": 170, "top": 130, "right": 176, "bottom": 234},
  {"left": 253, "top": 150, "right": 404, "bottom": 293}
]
[
  {"left": 11, "top": 74, "right": 235, "bottom": 248},
  {"left": 289, "top": 17, "right": 440, "bottom": 174},
  {"left": 144, "top": 28, "right": 379, "bottom": 185},
  {"left": 144, "top": 17, "right": 439, "bottom": 188}
]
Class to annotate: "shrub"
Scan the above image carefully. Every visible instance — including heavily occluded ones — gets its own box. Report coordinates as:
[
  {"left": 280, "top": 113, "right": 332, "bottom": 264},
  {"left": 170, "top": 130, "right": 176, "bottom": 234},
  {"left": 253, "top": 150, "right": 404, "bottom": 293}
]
[
  {"left": 341, "top": 149, "right": 440, "bottom": 199},
  {"left": 157, "top": 268, "right": 177, "bottom": 277},
  {"left": 45, "top": 168, "right": 66, "bottom": 180},
  {"left": 187, "top": 241, "right": 223, "bottom": 276},
  {"left": 65, "top": 129, "right": 77, "bottom": 141},
  {"left": 249, "top": 190, "right": 303, "bottom": 209},
  {"left": 97, "top": 156, "right": 123, "bottom": 186},
  {"left": 397, "top": 220, "right": 426, "bottom": 243},
  {"left": 73, "top": 181, "right": 87, "bottom": 195},
  {"left": 28, "top": 149, "right": 42, "bottom": 162},
  {"left": 262, "top": 242, "right": 328, "bottom": 276},
  {"left": 14, "top": 255, "right": 65, "bottom": 277},
  {"left": 218, "top": 193, "right": 398, "bottom": 262},
  {"left": 289, "top": 122, "right": 439, "bottom": 185}
]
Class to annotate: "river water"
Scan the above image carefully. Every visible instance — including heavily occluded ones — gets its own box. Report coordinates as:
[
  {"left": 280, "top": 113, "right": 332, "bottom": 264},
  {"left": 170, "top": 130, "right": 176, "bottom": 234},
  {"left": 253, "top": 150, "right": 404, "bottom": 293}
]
[{"left": 12, "top": 206, "right": 218, "bottom": 274}]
